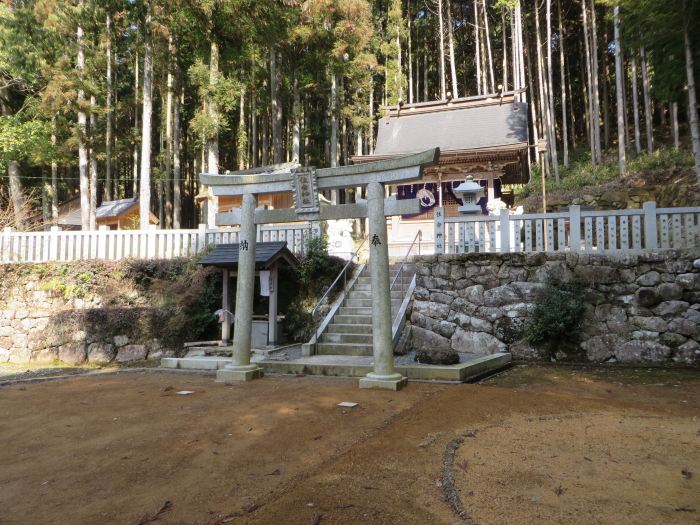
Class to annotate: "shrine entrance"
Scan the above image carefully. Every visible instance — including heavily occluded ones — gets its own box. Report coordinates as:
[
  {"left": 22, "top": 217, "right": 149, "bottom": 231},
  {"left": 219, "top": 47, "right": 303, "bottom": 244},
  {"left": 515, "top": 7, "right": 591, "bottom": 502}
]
[{"left": 200, "top": 148, "right": 440, "bottom": 390}]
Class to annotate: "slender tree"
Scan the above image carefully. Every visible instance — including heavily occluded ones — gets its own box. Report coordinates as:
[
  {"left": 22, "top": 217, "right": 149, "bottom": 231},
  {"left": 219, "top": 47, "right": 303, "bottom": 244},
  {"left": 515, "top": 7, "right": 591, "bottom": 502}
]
[
  {"left": 139, "top": 0, "right": 153, "bottom": 230},
  {"left": 640, "top": 46, "right": 653, "bottom": 154},
  {"left": 546, "top": 0, "right": 560, "bottom": 184},
  {"left": 630, "top": 53, "right": 641, "bottom": 154},
  {"left": 614, "top": 5, "right": 626, "bottom": 174},
  {"left": 446, "top": 0, "right": 458, "bottom": 97},
  {"left": 558, "top": 0, "right": 568, "bottom": 167},
  {"left": 684, "top": 26, "right": 700, "bottom": 182}
]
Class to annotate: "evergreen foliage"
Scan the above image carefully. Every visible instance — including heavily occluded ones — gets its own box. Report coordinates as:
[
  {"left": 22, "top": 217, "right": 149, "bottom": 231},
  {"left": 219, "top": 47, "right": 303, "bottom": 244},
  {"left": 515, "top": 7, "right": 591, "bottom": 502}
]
[{"left": 0, "top": 0, "right": 698, "bottom": 227}]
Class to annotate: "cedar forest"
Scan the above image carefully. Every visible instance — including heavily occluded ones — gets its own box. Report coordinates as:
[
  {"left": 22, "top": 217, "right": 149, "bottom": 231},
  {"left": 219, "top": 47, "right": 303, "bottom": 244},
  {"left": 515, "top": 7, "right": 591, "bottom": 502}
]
[{"left": 0, "top": 0, "right": 699, "bottom": 231}]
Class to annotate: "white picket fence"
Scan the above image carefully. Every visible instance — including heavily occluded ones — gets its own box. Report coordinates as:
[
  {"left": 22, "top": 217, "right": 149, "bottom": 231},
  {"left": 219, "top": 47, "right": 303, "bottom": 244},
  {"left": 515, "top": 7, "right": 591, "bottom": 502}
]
[
  {"left": 435, "top": 202, "right": 700, "bottom": 254},
  {"left": 0, "top": 223, "right": 314, "bottom": 263}
]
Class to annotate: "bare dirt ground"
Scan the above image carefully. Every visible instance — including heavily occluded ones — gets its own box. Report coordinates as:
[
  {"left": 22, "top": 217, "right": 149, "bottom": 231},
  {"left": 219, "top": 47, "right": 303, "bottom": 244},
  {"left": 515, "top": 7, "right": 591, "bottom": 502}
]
[{"left": 0, "top": 366, "right": 698, "bottom": 525}]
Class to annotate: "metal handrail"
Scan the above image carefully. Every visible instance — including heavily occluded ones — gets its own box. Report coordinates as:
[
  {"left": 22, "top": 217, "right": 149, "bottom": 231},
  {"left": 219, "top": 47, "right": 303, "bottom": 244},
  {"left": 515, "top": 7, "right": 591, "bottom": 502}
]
[
  {"left": 390, "top": 230, "right": 422, "bottom": 299},
  {"left": 310, "top": 235, "right": 368, "bottom": 320}
]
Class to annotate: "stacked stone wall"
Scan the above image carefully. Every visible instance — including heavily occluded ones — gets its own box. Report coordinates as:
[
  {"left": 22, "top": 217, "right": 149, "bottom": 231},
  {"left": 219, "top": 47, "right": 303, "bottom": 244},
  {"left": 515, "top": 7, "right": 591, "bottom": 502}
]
[
  {"left": 0, "top": 260, "right": 220, "bottom": 366},
  {"left": 411, "top": 250, "right": 700, "bottom": 365}
]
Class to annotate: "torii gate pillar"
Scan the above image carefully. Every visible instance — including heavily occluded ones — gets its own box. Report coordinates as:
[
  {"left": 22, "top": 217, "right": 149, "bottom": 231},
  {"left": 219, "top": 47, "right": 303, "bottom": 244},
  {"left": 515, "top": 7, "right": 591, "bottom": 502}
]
[
  {"left": 216, "top": 193, "right": 264, "bottom": 382},
  {"left": 360, "top": 182, "right": 407, "bottom": 390}
]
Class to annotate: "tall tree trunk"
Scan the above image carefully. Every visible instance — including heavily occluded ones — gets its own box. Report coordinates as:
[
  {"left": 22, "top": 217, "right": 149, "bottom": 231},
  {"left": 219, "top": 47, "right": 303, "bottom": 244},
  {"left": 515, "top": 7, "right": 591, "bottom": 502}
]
[
  {"left": 77, "top": 5, "right": 90, "bottom": 230},
  {"left": 262, "top": 110, "right": 269, "bottom": 165},
  {"left": 369, "top": 78, "right": 375, "bottom": 154},
  {"left": 640, "top": 47, "right": 653, "bottom": 154},
  {"left": 613, "top": 6, "right": 626, "bottom": 174},
  {"left": 423, "top": 44, "right": 428, "bottom": 101},
  {"left": 133, "top": 52, "right": 139, "bottom": 196},
  {"left": 42, "top": 168, "right": 51, "bottom": 228},
  {"left": 139, "top": 1, "right": 153, "bottom": 230},
  {"left": 545, "top": 0, "right": 560, "bottom": 184},
  {"left": 582, "top": 1, "right": 596, "bottom": 164},
  {"left": 292, "top": 73, "right": 301, "bottom": 163},
  {"left": 438, "top": 0, "right": 447, "bottom": 99},
  {"left": 516, "top": 2, "right": 526, "bottom": 101},
  {"left": 50, "top": 117, "right": 58, "bottom": 224},
  {"left": 684, "top": 27, "right": 700, "bottom": 183},
  {"left": 8, "top": 161, "right": 24, "bottom": 228},
  {"left": 602, "top": 25, "right": 611, "bottom": 150},
  {"left": 251, "top": 86, "right": 258, "bottom": 167},
  {"left": 270, "top": 47, "right": 283, "bottom": 164},
  {"left": 408, "top": 0, "right": 414, "bottom": 103},
  {"left": 567, "top": 59, "right": 577, "bottom": 149},
  {"left": 2, "top": 86, "right": 25, "bottom": 228},
  {"left": 104, "top": 12, "right": 113, "bottom": 202},
  {"left": 631, "top": 54, "right": 641, "bottom": 154},
  {"left": 671, "top": 102, "right": 679, "bottom": 150},
  {"left": 165, "top": 36, "right": 175, "bottom": 229},
  {"left": 330, "top": 71, "right": 338, "bottom": 167},
  {"left": 558, "top": 0, "right": 568, "bottom": 167},
  {"left": 589, "top": 0, "right": 602, "bottom": 163},
  {"left": 502, "top": 10, "right": 508, "bottom": 91},
  {"left": 483, "top": 0, "right": 495, "bottom": 93},
  {"left": 510, "top": 9, "right": 518, "bottom": 91},
  {"left": 173, "top": 73, "right": 182, "bottom": 229},
  {"left": 446, "top": 0, "right": 459, "bottom": 98},
  {"left": 238, "top": 88, "right": 247, "bottom": 169},
  {"left": 207, "top": 40, "right": 220, "bottom": 173},
  {"left": 89, "top": 96, "right": 98, "bottom": 230},
  {"left": 526, "top": 36, "right": 539, "bottom": 168},
  {"left": 474, "top": 0, "right": 482, "bottom": 95}
]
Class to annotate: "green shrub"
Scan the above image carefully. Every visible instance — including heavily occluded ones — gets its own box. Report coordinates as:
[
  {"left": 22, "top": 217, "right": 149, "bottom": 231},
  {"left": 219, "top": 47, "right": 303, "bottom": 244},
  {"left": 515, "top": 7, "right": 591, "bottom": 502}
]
[{"left": 525, "top": 278, "right": 586, "bottom": 348}]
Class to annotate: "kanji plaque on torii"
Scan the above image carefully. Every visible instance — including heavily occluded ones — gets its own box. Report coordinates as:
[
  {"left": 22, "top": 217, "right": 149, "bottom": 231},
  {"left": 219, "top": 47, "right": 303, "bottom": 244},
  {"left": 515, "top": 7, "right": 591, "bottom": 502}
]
[{"left": 200, "top": 147, "right": 440, "bottom": 390}]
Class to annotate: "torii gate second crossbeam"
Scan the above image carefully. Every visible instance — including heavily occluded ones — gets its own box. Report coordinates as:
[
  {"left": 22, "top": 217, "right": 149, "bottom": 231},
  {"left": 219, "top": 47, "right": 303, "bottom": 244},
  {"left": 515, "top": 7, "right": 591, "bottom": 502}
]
[{"left": 200, "top": 148, "right": 440, "bottom": 390}]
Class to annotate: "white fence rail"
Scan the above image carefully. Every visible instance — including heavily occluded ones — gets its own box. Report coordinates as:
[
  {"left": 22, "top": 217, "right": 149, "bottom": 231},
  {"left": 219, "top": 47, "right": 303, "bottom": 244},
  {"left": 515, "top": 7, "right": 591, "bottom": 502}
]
[
  {"left": 435, "top": 202, "right": 700, "bottom": 254},
  {"left": 0, "top": 223, "right": 315, "bottom": 263}
]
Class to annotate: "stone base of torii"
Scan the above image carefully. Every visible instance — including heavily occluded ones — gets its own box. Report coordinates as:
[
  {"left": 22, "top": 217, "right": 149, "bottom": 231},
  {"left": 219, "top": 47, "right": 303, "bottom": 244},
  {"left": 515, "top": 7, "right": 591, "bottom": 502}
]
[{"left": 201, "top": 148, "right": 440, "bottom": 390}]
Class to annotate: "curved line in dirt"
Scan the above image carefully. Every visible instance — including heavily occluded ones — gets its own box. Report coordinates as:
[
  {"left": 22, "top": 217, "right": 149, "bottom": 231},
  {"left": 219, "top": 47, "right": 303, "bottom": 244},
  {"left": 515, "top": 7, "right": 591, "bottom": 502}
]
[{"left": 441, "top": 436, "right": 477, "bottom": 524}]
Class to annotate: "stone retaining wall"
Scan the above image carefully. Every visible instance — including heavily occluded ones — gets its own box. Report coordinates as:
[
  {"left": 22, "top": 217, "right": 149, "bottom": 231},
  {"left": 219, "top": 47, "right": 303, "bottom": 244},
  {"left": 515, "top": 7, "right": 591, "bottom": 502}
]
[
  {"left": 0, "top": 260, "right": 220, "bottom": 366},
  {"left": 0, "top": 284, "right": 173, "bottom": 366},
  {"left": 410, "top": 250, "right": 700, "bottom": 365}
]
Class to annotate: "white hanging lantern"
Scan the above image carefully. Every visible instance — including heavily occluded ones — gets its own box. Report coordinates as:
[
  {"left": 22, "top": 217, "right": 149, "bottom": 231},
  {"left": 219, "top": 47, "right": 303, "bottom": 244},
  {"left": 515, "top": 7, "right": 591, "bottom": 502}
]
[{"left": 454, "top": 176, "right": 483, "bottom": 215}]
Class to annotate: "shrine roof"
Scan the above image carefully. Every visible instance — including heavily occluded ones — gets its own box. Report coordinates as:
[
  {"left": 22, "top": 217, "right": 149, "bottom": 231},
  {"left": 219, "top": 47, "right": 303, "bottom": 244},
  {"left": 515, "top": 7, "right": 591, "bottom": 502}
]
[
  {"left": 373, "top": 93, "right": 528, "bottom": 157},
  {"left": 198, "top": 241, "right": 299, "bottom": 269},
  {"left": 352, "top": 92, "right": 530, "bottom": 184}
]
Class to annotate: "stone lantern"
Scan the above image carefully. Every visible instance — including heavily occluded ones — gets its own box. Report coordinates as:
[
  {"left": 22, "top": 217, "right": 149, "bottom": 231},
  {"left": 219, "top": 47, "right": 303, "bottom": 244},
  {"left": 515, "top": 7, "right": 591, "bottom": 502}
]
[{"left": 455, "top": 176, "right": 483, "bottom": 215}]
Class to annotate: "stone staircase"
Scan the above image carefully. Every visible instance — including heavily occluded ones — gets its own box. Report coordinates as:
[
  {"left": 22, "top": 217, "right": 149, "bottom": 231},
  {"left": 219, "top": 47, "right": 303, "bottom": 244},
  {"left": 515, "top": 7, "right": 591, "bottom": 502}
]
[{"left": 315, "top": 264, "right": 416, "bottom": 356}]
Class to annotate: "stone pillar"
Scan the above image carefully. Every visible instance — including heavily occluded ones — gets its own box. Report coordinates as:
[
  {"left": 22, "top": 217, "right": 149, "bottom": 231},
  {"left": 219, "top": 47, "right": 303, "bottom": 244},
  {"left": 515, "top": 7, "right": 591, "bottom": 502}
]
[
  {"left": 221, "top": 268, "right": 231, "bottom": 343},
  {"left": 359, "top": 182, "right": 407, "bottom": 391},
  {"left": 217, "top": 193, "right": 263, "bottom": 382},
  {"left": 268, "top": 264, "right": 278, "bottom": 345}
]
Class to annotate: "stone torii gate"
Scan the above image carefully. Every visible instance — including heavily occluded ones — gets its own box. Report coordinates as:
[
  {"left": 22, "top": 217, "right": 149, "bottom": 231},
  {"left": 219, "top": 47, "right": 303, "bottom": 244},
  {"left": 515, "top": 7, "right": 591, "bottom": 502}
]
[{"left": 201, "top": 147, "right": 440, "bottom": 390}]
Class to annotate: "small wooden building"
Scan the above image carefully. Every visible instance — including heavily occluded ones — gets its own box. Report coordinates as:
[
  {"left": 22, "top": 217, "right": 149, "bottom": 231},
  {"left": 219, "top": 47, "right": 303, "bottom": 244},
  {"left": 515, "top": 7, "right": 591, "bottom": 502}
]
[
  {"left": 198, "top": 241, "right": 299, "bottom": 347},
  {"left": 58, "top": 198, "right": 159, "bottom": 230}
]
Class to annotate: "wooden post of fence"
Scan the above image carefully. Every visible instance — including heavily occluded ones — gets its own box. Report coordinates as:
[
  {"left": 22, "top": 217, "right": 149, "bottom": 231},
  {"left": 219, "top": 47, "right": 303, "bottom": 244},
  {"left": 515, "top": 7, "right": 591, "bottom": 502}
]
[
  {"left": 569, "top": 205, "right": 581, "bottom": 252},
  {"left": 197, "top": 223, "right": 207, "bottom": 252},
  {"left": 499, "top": 209, "right": 510, "bottom": 253},
  {"left": 2, "top": 227, "right": 12, "bottom": 262},
  {"left": 434, "top": 207, "right": 445, "bottom": 254},
  {"left": 50, "top": 226, "right": 61, "bottom": 261},
  {"left": 147, "top": 225, "right": 157, "bottom": 258},
  {"left": 643, "top": 201, "right": 658, "bottom": 250},
  {"left": 97, "top": 225, "right": 108, "bottom": 259}
]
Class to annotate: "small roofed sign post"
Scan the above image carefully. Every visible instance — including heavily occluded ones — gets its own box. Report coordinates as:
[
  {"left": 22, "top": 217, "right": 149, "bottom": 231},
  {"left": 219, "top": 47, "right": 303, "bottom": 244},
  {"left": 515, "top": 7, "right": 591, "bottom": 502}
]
[{"left": 201, "top": 147, "right": 440, "bottom": 389}]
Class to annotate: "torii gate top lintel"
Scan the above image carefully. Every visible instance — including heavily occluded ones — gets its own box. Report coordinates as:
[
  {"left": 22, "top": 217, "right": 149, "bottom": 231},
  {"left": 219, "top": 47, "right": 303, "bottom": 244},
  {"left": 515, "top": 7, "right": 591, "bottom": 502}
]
[{"left": 200, "top": 148, "right": 440, "bottom": 197}]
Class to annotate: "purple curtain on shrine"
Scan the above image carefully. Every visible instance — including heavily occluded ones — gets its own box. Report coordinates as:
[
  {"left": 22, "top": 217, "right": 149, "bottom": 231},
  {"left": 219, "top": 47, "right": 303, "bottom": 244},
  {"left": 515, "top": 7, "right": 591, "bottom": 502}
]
[{"left": 396, "top": 180, "right": 501, "bottom": 218}]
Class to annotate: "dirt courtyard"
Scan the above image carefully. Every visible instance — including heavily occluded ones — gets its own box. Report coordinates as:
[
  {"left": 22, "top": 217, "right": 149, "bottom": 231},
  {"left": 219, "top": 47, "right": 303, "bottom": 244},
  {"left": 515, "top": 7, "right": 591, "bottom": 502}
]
[{"left": 0, "top": 366, "right": 698, "bottom": 524}]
